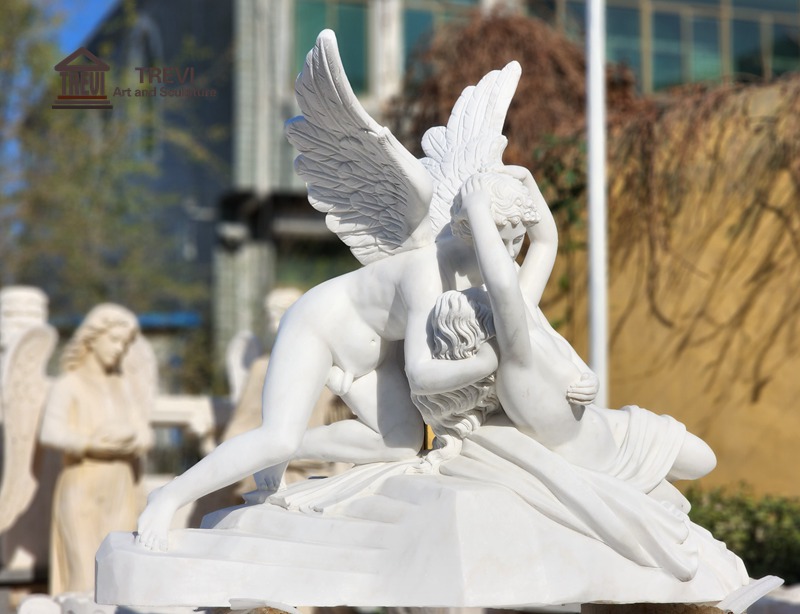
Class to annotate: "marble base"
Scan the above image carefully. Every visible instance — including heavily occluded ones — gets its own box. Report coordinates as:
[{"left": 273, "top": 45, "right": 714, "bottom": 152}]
[
  {"left": 581, "top": 605, "right": 721, "bottom": 614},
  {"left": 97, "top": 473, "right": 753, "bottom": 609}
]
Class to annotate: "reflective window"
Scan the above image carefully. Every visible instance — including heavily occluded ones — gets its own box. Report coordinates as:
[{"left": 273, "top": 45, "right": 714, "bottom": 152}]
[
  {"left": 293, "top": 0, "right": 368, "bottom": 93},
  {"left": 773, "top": 23, "right": 800, "bottom": 76},
  {"left": 525, "top": 0, "right": 558, "bottom": 22},
  {"left": 666, "top": 0, "right": 719, "bottom": 5},
  {"left": 565, "top": 1, "right": 586, "bottom": 37},
  {"left": 402, "top": 1, "right": 480, "bottom": 70},
  {"left": 336, "top": 3, "right": 368, "bottom": 92},
  {"left": 653, "top": 12, "right": 683, "bottom": 90},
  {"left": 732, "top": 19, "right": 762, "bottom": 79},
  {"left": 404, "top": 9, "right": 434, "bottom": 70},
  {"left": 691, "top": 16, "right": 722, "bottom": 82},
  {"left": 733, "top": 0, "right": 798, "bottom": 12},
  {"left": 294, "top": 0, "right": 327, "bottom": 78},
  {"left": 607, "top": 7, "right": 642, "bottom": 86}
]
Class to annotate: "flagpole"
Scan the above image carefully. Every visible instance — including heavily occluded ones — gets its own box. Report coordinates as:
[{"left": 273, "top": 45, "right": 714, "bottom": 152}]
[{"left": 587, "top": 0, "right": 608, "bottom": 407}]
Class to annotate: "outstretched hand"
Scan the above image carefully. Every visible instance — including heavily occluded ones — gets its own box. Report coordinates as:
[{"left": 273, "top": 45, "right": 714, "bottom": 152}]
[{"left": 566, "top": 372, "right": 599, "bottom": 406}]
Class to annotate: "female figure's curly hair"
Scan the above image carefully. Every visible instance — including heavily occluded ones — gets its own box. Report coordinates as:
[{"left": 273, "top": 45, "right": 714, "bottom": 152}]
[
  {"left": 61, "top": 303, "right": 139, "bottom": 372},
  {"left": 413, "top": 291, "right": 500, "bottom": 440},
  {"left": 450, "top": 171, "right": 540, "bottom": 241}
]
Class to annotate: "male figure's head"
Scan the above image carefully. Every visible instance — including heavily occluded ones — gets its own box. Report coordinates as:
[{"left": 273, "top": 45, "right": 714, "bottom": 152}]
[{"left": 450, "top": 171, "right": 540, "bottom": 259}]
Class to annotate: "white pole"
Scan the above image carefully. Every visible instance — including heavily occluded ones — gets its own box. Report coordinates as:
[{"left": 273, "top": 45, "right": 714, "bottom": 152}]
[{"left": 587, "top": 0, "right": 608, "bottom": 407}]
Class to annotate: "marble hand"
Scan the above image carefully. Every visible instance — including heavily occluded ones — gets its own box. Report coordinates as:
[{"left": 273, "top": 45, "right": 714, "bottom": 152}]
[{"left": 566, "top": 372, "right": 599, "bottom": 406}]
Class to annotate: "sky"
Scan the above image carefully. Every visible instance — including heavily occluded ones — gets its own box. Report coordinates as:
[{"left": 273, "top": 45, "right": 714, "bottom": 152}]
[{"left": 55, "top": 0, "right": 118, "bottom": 53}]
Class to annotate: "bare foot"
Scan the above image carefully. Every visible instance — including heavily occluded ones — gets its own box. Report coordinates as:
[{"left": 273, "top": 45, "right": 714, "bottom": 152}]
[
  {"left": 254, "top": 462, "right": 288, "bottom": 491},
  {"left": 136, "top": 486, "right": 177, "bottom": 551},
  {"left": 241, "top": 464, "right": 288, "bottom": 504}
]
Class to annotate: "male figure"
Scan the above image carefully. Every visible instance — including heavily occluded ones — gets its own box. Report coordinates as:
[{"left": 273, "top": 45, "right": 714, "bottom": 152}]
[{"left": 136, "top": 170, "right": 547, "bottom": 550}]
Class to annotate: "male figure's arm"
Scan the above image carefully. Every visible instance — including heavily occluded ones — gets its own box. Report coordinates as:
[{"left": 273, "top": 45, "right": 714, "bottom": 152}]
[{"left": 503, "top": 166, "right": 559, "bottom": 313}]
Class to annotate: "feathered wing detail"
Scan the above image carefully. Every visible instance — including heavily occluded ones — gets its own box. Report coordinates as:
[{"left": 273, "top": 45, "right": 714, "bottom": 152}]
[
  {"left": 286, "top": 30, "right": 434, "bottom": 265},
  {"left": 122, "top": 334, "right": 158, "bottom": 449},
  {"left": 0, "top": 324, "right": 57, "bottom": 532},
  {"left": 421, "top": 61, "right": 522, "bottom": 237}
]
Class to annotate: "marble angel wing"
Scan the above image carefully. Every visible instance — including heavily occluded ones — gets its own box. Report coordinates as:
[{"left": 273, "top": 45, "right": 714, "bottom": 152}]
[
  {"left": 421, "top": 61, "right": 522, "bottom": 237},
  {"left": 286, "top": 30, "right": 434, "bottom": 265},
  {"left": 0, "top": 324, "right": 57, "bottom": 532}
]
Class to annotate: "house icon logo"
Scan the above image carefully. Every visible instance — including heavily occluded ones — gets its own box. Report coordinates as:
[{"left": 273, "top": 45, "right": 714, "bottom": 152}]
[{"left": 51, "top": 47, "right": 113, "bottom": 110}]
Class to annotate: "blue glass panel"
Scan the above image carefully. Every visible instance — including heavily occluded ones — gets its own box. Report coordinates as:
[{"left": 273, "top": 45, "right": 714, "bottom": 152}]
[
  {"left": 404, "top": 9, "right": 434, "bottom": 69},
  {"left": 691, "top": 17, "right": 721, "bottom": 82},
  {"left": 295, "top": 0, "right": 327, "bottom": 77},
  {"left": 733, "top": 0, "right": 798, "bottom": 12},
  {"left": 337, "top": 3, "right": 368, "bottom": 92},
  {"left": 732, "top": 19, "right": 762, "bottom": 78},
  {"left": 607, "top": 7, "right": 642, "bottom": 86},
  {"left": 653, "top": 12, "right": 683, "bottom": 90},
  {"left": 667, "top": 0, "right": 719, "bottom": 5},
  {"left": 526, "top": 0, "right": 557, "bottom": 23},
  {"left": 773, "top": 23, "right": 800, "bottom": 76},
  {"left": 566, "top": 1, "right": 586, "bottom": 37}
]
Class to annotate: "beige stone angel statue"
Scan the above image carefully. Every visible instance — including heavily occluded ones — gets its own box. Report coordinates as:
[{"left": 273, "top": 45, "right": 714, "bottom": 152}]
[{"left": 39, "top": 304, "right": 155, "bottom": 594}]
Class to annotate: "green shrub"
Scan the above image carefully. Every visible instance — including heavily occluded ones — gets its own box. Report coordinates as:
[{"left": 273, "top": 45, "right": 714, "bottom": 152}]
[{"left": 687, "top": 485, "right": 800, "bottom": 583}]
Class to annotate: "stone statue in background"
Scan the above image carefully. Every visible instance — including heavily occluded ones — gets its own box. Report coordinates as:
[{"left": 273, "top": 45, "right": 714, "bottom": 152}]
[
  {"left": 0, "top": 287, "right": 57, "bottom": 534},
  {"left": 98, "top": 31, "right": 776, "bottom": 611},
  {"left": 40, "top": 304, "right": 155, "bottom": 594}
]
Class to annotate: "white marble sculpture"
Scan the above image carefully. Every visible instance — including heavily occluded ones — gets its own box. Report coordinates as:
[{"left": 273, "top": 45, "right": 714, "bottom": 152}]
[
  {"left": 98, "top": 30, "right": 775, "bottom": 610},
  {"left": 40, "top": 304, "right": 155, "bottom": 594},
  {"left": 224, "top": 287, "right": 351, "bottom": 497}
]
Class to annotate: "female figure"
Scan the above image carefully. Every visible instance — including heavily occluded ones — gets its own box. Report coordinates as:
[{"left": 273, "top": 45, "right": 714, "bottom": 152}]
[
  {"left": 40, "top": 304, "right": 153, "bottom": 594},
  {"left": 453, "top": 176, "right": 716, "bottom": 491}
]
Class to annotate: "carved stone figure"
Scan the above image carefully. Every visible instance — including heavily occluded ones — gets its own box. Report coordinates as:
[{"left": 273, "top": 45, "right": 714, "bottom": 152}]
[
  {"left": 224, "top": 287, "right": 351, "bottom": 497},
  {"left": 135, "top": 31, "right": 529, "bottom": 551},
  {"left": 0, "top": 286, "right": 49, "bottom": 361},
  {"left": 40, "top": 304, "right": 154, "bottom": 594},
  {"left": 97, "top": 31, "right": 776, "bottom": 611},
  {"left": 0, "top": 287, "right": 57, "bottom": 535}
]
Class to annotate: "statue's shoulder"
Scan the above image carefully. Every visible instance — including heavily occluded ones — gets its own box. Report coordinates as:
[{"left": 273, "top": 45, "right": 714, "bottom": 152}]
[{"left": 50, "top": 369, "right": 89, "bottom": 398}]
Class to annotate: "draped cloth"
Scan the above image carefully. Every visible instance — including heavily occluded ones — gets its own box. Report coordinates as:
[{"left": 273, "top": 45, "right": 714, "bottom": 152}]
[
  {"left": 441, "top": 411, "right": 695, "bottom": 580},
  {"left": 268, "top": 407, "right": 745, "bottom": 589},
  {"left": 605, "top": 404, "right": 686, "bottom": 493}
]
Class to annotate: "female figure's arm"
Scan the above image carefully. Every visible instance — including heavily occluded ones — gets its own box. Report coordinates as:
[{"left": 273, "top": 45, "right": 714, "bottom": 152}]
[
  {"left": 503, "top": 166, "right": 559, "bottom": 312},
  {"left": 460, "top": 180, "right": 532, "bottom": 370},
  {"left": 503, "top": 166, "right": 599, "bottom": 405},
  {"left": 461, "top": 178, "right": 582, "bottom": 444}
]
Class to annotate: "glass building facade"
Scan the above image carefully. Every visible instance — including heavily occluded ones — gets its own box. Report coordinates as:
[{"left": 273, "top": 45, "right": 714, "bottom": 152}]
[
  {"left": 293, "top": 0, "right": 479, "bottom": 94},
  {"left": 528, "top": 0, "right": 800, "bottom": 93}
]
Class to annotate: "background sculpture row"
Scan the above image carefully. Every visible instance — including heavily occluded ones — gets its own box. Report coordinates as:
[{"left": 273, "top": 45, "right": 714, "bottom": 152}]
[{"left": 0, "top": 285, "right": 347, "bottom": 602}]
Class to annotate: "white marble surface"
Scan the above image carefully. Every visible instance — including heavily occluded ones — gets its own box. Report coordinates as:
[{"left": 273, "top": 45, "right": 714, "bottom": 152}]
[
  {"left": 98, "top": 469, "right": 750, "bottom": 609},
  {"left": 98, "top": 29, "right": 766, "bottom": 611}
]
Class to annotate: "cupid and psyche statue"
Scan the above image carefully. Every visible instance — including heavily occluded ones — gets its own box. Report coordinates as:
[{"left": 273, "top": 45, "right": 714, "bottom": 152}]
[{"left": 98, "top": 30, "right": 778, "bottom": 611}]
